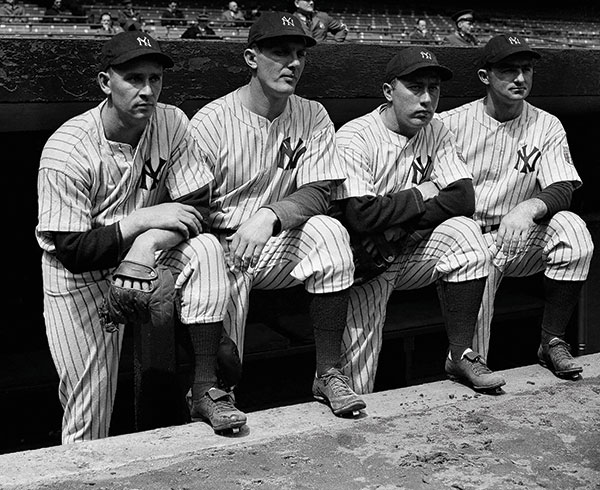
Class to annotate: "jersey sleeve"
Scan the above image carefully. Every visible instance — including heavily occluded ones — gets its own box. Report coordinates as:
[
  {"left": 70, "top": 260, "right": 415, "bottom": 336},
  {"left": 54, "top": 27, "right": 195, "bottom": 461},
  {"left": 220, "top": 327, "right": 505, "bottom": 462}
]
[
  {"left": 429, "top": 120, "right": 473, "bottom": 189},
  {"left": 295, "top": 102, "right": 347, "bottom": 187},
  {"left": 164, "top": 107, "right": 214, "bottom": 200},
  {"left": 537, "top": 117, "right": 582, "bottom": 189},
  {"left": 332, "top": 123, "right": 376, "bottom": 200}
]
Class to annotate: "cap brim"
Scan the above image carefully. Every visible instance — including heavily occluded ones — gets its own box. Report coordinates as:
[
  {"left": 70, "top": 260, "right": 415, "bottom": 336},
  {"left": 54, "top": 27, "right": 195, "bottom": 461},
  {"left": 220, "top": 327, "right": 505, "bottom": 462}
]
[
  {"left": 394, "top": 62, "right": 453, "bottom": 81},
  {"left": 106, "top": 49, "right": 175, "bottom": 70},
  {"left": 485, "top": 48, "right": 541, "bottom": 65},
  {"left": 248, "top": 32, "right": 317, "bottom": 48}
]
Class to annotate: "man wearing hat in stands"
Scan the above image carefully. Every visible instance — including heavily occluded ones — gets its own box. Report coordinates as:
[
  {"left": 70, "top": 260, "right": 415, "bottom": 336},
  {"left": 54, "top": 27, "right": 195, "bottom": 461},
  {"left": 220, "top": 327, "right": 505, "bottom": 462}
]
[
  {"left": 331, "top": 47, "right": 504, "bottom": 396},
  {"left": 438, "top": 34, "right": 594, "bottom": 378},
  {"left": 444, "top": 8, "right": 478, "bottom": 46},
  {"left": 181, "top": 12, "right": 218, "bottom": 38},
  {"left": 293, "top": 0, "right": 348, "bottom": 42},
  {"left": 189, "top": 11, "right": 366, "bottom": 423},
  {"left": 36, "top": 31, "right": 234, "bottom": 442}
]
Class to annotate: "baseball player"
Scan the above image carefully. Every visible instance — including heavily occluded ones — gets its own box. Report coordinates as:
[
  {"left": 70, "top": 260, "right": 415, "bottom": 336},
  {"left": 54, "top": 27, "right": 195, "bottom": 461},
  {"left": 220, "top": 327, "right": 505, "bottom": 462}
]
[
  {"left": 188, "top": 11, "right": 366, "bottom": 417},
  {"left": 332, "top": 47, "right": 505, "bottom": 395},
  {"left": 438, "top": 34, "right": 594, "bottom": 377},
  {"left": 36, "top": 32, "right": 239, "bottom": 443}
]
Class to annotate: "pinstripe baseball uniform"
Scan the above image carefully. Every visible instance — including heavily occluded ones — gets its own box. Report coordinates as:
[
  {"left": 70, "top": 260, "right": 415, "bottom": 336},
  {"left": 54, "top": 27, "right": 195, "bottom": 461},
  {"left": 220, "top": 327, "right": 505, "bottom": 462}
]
[
  {"left": 334, "top": 105, "right": 491, "bottom": 394},
  {"left": 438, "top": 99, "right": 594, "bottom": 357},
  {"left": 36, "top": 101, "right": 230, "bottom": 443},
  {"left": 189, "top": 88, "right": 354, "bottom": 357}
]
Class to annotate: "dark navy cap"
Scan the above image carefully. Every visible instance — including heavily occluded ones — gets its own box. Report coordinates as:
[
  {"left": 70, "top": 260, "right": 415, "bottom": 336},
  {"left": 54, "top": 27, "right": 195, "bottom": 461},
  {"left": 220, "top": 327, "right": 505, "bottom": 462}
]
[
  {"left": 451, "top": 9, "right": 474, "bottom": 23},
  {"left": 100, "top": 31, "right": 174, "bottom": 71},
  {"left": 247, "top": 11, "right": 316, "bottom": 47},
  {"left": 480, "top": 33, "right": 541, "bottom": 66},
  {"left": 386, "top": 47, "right": 453, "bottom": 82}
]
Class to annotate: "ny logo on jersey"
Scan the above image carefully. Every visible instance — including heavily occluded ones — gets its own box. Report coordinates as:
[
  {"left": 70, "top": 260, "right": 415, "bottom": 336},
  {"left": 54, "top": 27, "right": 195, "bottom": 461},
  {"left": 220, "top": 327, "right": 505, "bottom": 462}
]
[
  {"left": 420, "top": 50, "right": 433, "bottom": 60},
  {"left": 514, "top": 144, "right": 541, "bottom": 174},
  {"left": 140, "top": 157, "right": 167, "bottom": 190},
  {"left": 508, "top": 36, "right": 522, "bottom": 45},
  {"left": 137, "top": 36, "right": 152, "bottom": 47},
  {"left": 411, "top": 155, "right": 433, "bottom": 184},
  {"left": 281, "top": 16, "right": 295, "bottom": 26},
  {"left": 277, "top": 137, "right": 306, "bottom": 170}
]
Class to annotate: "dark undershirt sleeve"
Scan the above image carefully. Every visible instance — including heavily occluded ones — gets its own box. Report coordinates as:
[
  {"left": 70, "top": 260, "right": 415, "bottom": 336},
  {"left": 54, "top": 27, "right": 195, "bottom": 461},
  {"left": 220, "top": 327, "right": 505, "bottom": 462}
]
[
  {"left": 336, "top": 187, "right": 426, "bottom": 235},
  {"left": 263, "top": 180, "right": 333, "bottom": 234},
  {"left": 53, "top": 223, "right": 123, "bottom": 274},
  {"left": 52, "top": 186, "right": 211, "bottom": 274},
  {"left": 536, "top": 181, "right": 575, "bottom": 220}
]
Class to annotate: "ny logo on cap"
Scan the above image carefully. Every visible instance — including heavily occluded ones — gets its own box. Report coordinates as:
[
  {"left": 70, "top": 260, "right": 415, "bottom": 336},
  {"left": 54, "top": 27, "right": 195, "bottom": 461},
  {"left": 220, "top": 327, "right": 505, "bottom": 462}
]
[
  {"left": 508, "top": 36, "right": 522, "bottom": 45},
  {"left": 282, "top": 16, "right": 295, "bottom": 26},
  {"left": 420, "top": 51, "right": 433, "bottom": 60},
  {"left": 137, "top": 36, "right": 152, "bottom": 47}
]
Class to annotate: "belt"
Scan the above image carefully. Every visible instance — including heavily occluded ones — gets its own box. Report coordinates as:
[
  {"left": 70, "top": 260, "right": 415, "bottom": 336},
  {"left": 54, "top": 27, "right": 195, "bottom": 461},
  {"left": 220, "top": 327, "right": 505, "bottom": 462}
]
[{"left": 481, "top": 224, "right": 500, "bottom": 234}]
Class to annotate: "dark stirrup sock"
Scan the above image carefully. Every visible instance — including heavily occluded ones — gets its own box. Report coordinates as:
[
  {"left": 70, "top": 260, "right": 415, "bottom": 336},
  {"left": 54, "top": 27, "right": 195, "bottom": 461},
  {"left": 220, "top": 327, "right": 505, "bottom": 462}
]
[
  {"left": 436, "top": 278, "right": 486, "bottom": 361},
  {"left": 187, "top": 322, "right": 223, "bottom": 403},
  {"left": 309, "top": 289, "right": 350, "bottom": 376},
  {"left": 540, "top": 277, "right": 585, "bottom": 345}
]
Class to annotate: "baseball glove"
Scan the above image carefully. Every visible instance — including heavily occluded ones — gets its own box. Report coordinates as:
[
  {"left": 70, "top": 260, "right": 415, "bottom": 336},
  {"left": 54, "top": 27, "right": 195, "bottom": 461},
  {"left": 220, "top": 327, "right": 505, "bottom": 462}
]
[
  {"left": 350, "top": 232, "right": 399, "bottom": 286},
  {"left": 99, "top": 260, "right": 175, "bottom": 333}
]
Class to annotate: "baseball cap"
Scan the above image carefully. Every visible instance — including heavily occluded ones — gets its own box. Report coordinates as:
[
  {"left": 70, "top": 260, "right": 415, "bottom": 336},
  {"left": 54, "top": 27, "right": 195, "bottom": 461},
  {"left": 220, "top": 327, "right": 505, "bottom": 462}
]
[
  {"left": 451, "top": 9, "right": 474, "bottom": 23},
  {"left": 247, "top": 11, "right": 316, "bottom": 48},
  {"left": 100, "top": 31, "right": 174, "bottom": 71},
  {"left": 385, "top": 47, "right": 453, "bottom": 82},
  {"left": 480, "top": 33, "right": 541, "bottom": 66}
]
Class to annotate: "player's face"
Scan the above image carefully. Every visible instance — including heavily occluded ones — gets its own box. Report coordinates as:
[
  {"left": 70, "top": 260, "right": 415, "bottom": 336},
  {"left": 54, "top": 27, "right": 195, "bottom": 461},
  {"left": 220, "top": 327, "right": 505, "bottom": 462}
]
[
  {"left": 382, "top": 70, "right": 441, "bottom": 138},
  {"left": 481, "top": 53, "right": 534, "bottom": 102},
  {"left": 252, "top": 38, "right": 307, "bottom": 98},
  {"left": 101, "top": 57, "right": 163, "bottom": 124}
]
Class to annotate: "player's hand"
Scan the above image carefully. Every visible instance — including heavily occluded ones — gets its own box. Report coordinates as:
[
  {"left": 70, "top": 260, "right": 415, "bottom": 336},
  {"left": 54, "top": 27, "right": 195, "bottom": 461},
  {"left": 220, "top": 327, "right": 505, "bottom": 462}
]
[
  {"left": 415, "top": 181, "right": 439, "bottom": 201},
  {"left": 226, "top": 208, "right": 278, "bottom": 271},
  {"left": 496, "top": 201, "right": 540, "bottom": 256},
  {"left": 123, "top": 203, "right": 204, "bottom": 241}
]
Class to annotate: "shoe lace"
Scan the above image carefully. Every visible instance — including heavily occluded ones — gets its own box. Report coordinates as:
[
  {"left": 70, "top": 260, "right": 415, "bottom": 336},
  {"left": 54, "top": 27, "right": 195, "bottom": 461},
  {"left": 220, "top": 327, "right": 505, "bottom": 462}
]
[
  {"left": 323, "top": 372, "right": 355, "bottom": 397},
  {"left": 212, "top": 395, "right": 237, "bottom": 415},
  {"left": 548, "top": 339, "right": 572, "bottom": 363},
  {"left": 469, "top": 355, "right": 493, "bottom": 376}
]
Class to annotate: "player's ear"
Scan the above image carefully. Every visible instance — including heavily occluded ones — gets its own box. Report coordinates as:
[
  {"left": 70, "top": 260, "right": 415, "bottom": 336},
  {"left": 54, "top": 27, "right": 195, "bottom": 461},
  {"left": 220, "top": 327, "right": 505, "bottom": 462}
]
[
  {"left": 97, "top": 70, "right": 112, "bottom": 96},
  {"left": 382, "top": 80, "right": 394, "bottom": 102},
  {"left": 244, "top": 47, "right": 258, "bottom": 69},
  {"left": 477, "top": 68, "right": 490, "bottom": 86}
]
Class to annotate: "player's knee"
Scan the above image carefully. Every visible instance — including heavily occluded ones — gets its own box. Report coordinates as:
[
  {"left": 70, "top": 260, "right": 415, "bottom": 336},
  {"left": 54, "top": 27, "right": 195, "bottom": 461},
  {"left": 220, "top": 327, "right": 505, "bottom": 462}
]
[
  {"left": 551, "top": 211, "right": 594, "bottom": 261},
  {"left": 438, "top": 216, "right": 488, "bottom": 247},
  {"left": 306, "top": 215, "right": 353, "bottom": 261}
]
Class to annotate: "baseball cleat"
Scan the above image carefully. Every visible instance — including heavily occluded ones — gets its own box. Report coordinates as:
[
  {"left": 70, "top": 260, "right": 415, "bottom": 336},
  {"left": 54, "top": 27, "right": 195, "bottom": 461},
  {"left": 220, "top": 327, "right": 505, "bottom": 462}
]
[
  {"left": 189, "top": 387, "right": 247, "bottom": 434},
  {"left": 538, "top": 338, "right": 583, "bottom": 378},
  {"left": 445, "top": 351, "right": 506, "bottom": 393},
  {"left": 312, "top": 367, "right": 366, "bottom": 416}
]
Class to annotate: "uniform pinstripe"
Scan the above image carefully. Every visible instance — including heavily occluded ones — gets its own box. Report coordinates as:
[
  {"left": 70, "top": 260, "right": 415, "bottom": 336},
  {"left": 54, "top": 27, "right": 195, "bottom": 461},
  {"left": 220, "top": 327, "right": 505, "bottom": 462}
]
[
  {"left": 438, "top": 99, "right": 594, "bottom": 357},
  {"left": 334, "top": 105, "right": 490, "bottom": 394},
  {"left": 36, "top": 101, "right": 229, "bottom": 443},
  {"left": 189, "top": 88, "right": 354, "bottom": 357}
]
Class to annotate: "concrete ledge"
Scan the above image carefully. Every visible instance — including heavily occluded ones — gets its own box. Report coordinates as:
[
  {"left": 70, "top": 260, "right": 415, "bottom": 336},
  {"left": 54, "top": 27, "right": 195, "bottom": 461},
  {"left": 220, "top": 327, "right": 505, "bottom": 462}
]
[{"left": 2, "top": 353, "right": 599, "bottom": 489}]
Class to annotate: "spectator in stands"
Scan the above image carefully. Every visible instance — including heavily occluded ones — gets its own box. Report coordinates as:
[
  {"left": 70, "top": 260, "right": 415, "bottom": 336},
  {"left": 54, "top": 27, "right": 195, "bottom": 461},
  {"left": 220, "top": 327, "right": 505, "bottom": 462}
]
[
  {"left": 181, "top": 13, "right": 219, "bottom": 38},
  {"left": 98, "top": 12, "right": 122, "bottom": 34},
  {"left": 43, "top": 0, "right": 71, "bottom": 23},
  {"left": 244, "top": 2, "right": 261, "bottom": 22},
  {"left": 117, "top": 0, "right": 143, "bottom": 31},
  {"left": 0, "top": 0, "right": 25, "bottom": 23},
  {"left": 220, "top": 1, "right": 245, "bottom": 26},
  {"left": 161, "top": 0, "right": 185, "bottom": 27},
  {"left": 438, "top": 34, "right": 594, "bottom": 380},
  {"left": 444, "top": 9, "right": 478, "bottom": 46},
  {"left": 293, "top": 0, "right": 347, "bottom": 43},
  {"left": 408, "top": 17, "right": 435, "bottom": 45},
  {"left": 331, "top": 46, "right": 503, "bottom": 396}
]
